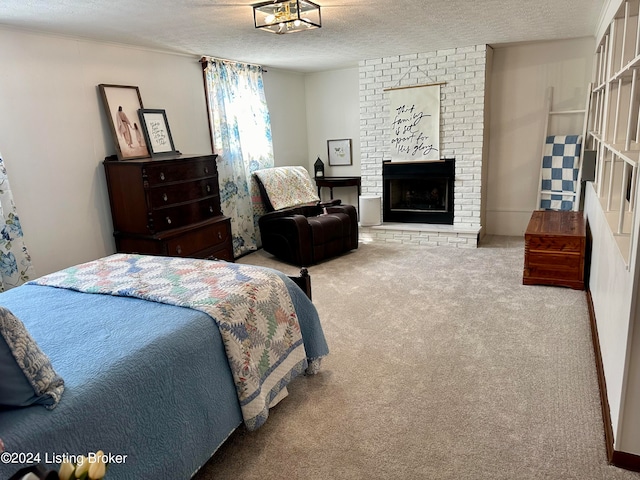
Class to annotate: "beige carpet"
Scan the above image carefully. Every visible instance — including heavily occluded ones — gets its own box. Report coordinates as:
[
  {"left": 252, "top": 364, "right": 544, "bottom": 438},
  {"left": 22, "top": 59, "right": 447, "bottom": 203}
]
[{"left": 194, "top": 235, "right": 640, "bottom": 480}]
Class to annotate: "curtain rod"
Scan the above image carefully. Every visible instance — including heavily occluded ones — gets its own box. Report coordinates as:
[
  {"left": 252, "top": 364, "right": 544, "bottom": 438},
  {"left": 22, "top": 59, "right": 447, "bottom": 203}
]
[
  {"left": 199, "top": 56, "right": 267, "bottom": 72},
  {"left": 383, "top": 81, "right": 446, "bottom": 92}
]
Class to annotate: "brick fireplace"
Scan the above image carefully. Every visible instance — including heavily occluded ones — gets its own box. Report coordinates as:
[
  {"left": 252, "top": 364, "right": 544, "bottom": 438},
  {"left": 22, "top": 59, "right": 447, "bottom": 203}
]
[{"left": 358, "top": 44, "right": 491, "bottom": 248}]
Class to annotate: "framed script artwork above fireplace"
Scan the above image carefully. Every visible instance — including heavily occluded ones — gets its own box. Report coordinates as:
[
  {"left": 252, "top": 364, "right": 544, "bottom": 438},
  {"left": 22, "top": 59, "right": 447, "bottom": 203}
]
[{"left": 386, "top": 82, "right": 442, "bottom": 162}]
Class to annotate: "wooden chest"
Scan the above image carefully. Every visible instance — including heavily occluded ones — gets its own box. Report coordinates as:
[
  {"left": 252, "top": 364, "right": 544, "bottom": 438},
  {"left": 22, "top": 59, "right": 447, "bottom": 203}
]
[
  {"left": 104, "top": 154, "right": 234, "bottom": 262},
  {"left": 523, "top": 210, "right": 586, "bottom": 290}
]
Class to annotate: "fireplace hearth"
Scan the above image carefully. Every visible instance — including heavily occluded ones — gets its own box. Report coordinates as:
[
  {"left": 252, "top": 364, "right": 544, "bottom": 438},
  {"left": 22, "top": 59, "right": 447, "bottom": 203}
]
[{"left": 383, "top": 158, "right": 455, "bottom": 224}]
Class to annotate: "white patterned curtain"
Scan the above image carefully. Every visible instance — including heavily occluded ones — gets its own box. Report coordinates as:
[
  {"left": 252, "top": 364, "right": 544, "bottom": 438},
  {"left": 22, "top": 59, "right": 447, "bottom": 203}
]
[
  {"left": 203, "top": 58, "right": 274, "bottom": 258},
  {"left": 0, "top": 153, "right": 35, "bottom": 291}
]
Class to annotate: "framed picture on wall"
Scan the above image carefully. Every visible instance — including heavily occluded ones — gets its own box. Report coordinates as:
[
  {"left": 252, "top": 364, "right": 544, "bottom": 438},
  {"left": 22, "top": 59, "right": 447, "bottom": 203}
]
[
  {"left": 98, "top": 84, "right": 150, "bottom": 160},
  {"left": 138, "top": 109, "right": 177, "bottom": 156},
  {"left": 327, "top": 139, "right": 352, "bottom": 166}
]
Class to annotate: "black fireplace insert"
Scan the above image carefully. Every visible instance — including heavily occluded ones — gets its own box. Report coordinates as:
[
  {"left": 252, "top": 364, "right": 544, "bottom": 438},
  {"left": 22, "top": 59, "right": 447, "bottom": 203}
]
[{"left": 383, "top": 158, "right": 455, "bottom": 224}]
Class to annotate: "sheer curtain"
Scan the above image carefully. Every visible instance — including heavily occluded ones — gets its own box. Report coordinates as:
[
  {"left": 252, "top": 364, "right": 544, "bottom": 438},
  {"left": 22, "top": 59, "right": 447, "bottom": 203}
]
[
  {"left": 0, "top": 153, "right": 35, "bottom": 291},
  {"left": 203, "top": 58, "right": 274, "bottom": 258}
]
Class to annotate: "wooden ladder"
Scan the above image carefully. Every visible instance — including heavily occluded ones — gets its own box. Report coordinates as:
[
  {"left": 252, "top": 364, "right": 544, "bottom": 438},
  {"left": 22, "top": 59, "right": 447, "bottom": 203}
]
[{"left": 535, "top": 84, "right": 592, "bottom": 211}]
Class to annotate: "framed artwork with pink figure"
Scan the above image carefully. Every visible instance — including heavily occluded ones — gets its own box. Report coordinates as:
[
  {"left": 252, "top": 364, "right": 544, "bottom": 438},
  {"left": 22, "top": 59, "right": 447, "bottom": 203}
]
[{"left": 98, "top": 84, "right": 150, "bottom": 160}]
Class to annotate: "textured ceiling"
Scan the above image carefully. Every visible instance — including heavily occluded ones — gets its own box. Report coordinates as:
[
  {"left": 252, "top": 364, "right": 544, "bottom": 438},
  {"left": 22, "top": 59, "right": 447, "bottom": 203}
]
[{"left": 1, "top": 0, "right": 605, "bottom": 72}]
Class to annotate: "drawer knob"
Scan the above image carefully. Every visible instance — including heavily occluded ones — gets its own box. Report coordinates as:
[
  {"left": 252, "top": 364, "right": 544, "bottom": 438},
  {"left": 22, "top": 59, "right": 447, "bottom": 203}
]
[
  {"left": 209, "top": 206, "right": 214, "bottom": 213},
  {"left": 176, "top": 245, "right": 182, "bottom": 255},
  {"left": 166, "top": 217, "right": 172, "bottom": 225},
  {"left": 160, "top": 172, "right": 165, "bottom": 181},
  {"left": 218, "top": 231, "right": 222, "bottom": 240},
  {"left": 163, "top": 193, "right": 168, "bottom": 202},
  {"left": 204, "top": 167, "right": 209, "bottom": 174},
  {"left": 206, "top": 184, "right": 211, "bottom": 193}
]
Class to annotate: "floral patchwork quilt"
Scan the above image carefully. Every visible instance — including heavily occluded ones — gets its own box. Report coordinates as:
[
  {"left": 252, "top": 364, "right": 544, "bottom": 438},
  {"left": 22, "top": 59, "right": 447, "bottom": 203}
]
[
  {"left": 28, "top": 254, "right": 308, "bottom": 430},
  {"left": 253, "top": 166, "right": 320, "bottom": 210}
]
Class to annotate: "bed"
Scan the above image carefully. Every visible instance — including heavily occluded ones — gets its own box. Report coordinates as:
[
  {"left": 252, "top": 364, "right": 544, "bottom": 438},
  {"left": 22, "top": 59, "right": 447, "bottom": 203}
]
[{"left": 0, "top": 254, "right": 328, "bottom": 479}]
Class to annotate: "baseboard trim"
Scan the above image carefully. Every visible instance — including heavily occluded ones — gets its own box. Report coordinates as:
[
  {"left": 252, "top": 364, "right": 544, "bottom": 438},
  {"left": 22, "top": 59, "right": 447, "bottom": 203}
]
[
  {"left": 612, "top": 450, "right": 640, "bottom": 471},
  {"left": 586, "top": 290, "right": 615, "bottom": 461},
  {"left": 586, "top": 290, "right": 640, "bottom": 472}
]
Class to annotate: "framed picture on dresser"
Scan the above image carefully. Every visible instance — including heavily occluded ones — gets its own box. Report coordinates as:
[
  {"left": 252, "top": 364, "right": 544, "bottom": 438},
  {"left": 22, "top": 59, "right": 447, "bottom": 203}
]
[
  {"left": 138, "top": 109, "right": 177, "bottom": 156},
  {"left": 98, "top": 84, "right": 150, "bottom": 161}
]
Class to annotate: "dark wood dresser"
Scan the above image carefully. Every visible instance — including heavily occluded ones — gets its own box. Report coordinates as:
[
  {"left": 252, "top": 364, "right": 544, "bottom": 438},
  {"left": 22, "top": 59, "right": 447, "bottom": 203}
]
[
  {"left": 103, "top": 153, "right": 234, "bottom": 261},
  {"left": 523, "top": 210, "right": 586, "bottom": 290}
]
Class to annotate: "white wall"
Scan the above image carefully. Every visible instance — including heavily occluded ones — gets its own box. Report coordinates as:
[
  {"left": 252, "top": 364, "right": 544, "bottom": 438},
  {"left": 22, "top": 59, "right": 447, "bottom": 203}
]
[
  {"left": 299, "top": 41, "right": 594, "bottom": 240},
  {"left": 621, "top": 247, "right": 640, "bottom": 452},
  {"left": 0, "top": 28, "right": 212, "bottom": 276},
  {"left": 263, "top": 68, "right": 308, "bottom": 168},
  {"left": 584, "top": 184, "right": 635, "bottom": 447},
  {"left": 587, "top": 0, "right": 640, "bottom": 456},
  {"left": 0, "top": 27, "right": 309, "bottom": 276},
  {"left": 304, "top": 67, "right": 360, "bottom": 206},
  {"left": 486, "top": 38, "right": 594, "bottom": 236}
]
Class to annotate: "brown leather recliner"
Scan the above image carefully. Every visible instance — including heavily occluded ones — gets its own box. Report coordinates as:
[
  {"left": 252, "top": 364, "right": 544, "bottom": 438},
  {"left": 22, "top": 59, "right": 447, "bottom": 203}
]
[{"left": 253, "top": 167, "right": 358, "bottom": 267}]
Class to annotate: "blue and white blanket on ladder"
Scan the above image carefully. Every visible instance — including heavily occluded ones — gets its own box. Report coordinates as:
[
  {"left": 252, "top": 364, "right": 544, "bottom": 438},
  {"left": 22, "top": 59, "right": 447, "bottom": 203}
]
[{"left": 540, "top": 134, "right": 582, "bottom": 211}]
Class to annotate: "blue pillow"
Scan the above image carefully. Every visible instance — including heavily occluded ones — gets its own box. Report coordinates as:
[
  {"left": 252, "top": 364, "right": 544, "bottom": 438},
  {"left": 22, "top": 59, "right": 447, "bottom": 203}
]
[{"left": 0, "top": 306, "right": 64, "bottom": 409}]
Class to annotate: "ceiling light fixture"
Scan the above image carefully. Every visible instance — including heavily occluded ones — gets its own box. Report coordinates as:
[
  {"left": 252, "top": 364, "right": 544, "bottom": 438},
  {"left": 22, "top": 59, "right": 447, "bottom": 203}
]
[{"left": 253, "top": 0, "right": 321, "bottom": 34}]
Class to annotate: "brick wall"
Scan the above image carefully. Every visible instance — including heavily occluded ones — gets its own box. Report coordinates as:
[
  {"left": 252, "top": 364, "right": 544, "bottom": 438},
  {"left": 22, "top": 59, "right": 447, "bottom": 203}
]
[{"left": 358, "top": 44, "right": 488, "bottom": 247}]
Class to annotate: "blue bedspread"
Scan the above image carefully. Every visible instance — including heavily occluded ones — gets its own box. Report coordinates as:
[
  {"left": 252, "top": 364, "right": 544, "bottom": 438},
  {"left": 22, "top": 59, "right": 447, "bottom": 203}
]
[{"left": 0, "top": 268, "right": 328, "bottom": 479}]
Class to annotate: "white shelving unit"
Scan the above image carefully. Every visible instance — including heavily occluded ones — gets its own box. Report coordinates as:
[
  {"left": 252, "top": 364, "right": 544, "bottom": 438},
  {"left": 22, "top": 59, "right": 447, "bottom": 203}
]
[{"left": 589, "top": 0, "right": 640, "bottom": 264}]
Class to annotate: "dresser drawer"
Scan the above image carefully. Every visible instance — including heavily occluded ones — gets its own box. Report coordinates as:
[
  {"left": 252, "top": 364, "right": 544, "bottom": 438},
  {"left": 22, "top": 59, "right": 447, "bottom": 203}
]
[
  {"left": 166, "top": 219, "right": 231, "bottom": 257},
  {"left": 148, "top": 179, "right": 220, "bottom": 207},
  {"left": 150, "top": 198, "right": 220, "bottom": 232},
  {"left": 524, "top": 265, "right": 583, "bottom": 283},
  {"left": 205, "top": 243, "right": 235, "bottom": 262},
  {"left": 145, "top": 157, "right": 216, "bottom": 184},
  {"left": 114, "top": 217, "right": 234, "bottom": 261},
  {"left": 526, "top": 251, "right": 582, "bottom": 270},
  {"left": 525, "top": 235, "right": 583, "bottom": 253}
]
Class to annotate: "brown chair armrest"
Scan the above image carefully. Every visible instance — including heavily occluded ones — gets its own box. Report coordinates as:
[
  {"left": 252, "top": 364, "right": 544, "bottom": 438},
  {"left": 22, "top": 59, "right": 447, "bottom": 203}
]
[
  {"left": 258, "top": 214, "right": 313, "bottom": 266},
  {"left": 326, "top": 204, "right": 359, "bottom": 250}
]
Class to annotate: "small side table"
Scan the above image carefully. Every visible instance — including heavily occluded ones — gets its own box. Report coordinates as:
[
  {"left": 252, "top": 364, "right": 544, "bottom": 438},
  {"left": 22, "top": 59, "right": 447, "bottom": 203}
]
[
  {"left": 314, "top": 176, "right": 361, "bottom": 200},
  {"left": 523, "top": 210, "right": 586, "bottom": 290}
]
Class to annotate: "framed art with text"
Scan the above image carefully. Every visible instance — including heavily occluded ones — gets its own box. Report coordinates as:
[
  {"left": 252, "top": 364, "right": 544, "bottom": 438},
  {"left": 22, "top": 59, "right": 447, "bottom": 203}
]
[
  {"left": 138, "top": 109, "right": 177, "bottom": 156},
  {"left": 98, "top": 84, "right": 150, "bottom": 160}
]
